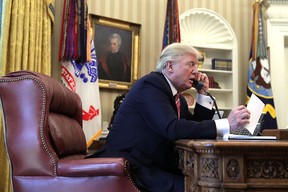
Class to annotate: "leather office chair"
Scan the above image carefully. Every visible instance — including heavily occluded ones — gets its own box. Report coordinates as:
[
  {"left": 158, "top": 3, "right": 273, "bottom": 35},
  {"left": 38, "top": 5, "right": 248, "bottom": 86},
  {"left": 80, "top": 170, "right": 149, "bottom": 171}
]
[{"left": 0, "top": 70, "right": 139, "bottom": 192}]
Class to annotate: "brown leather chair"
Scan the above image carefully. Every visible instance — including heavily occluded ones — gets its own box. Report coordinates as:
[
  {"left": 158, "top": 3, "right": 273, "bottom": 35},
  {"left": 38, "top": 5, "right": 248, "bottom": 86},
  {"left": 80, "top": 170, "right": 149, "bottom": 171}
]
[{"left": 0, "top": 70, "right": 139, "bottom": 192}]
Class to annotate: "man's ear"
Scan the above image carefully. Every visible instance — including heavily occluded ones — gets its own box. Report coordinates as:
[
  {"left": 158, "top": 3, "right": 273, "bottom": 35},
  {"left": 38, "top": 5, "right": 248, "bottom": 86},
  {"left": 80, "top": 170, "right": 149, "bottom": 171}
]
[{"left": 166, "top": 61, "right": 173, "bottom": 72}]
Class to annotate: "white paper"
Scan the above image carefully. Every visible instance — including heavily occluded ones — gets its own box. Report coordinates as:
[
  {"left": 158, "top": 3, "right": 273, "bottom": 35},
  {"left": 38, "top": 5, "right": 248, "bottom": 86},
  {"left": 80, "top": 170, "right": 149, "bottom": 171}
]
[
  {"left": 245, "top": 93, "right": 265, "bottom": 134},
  {"left": 228, "top": 134, "right": 276, "bottom": 140}
]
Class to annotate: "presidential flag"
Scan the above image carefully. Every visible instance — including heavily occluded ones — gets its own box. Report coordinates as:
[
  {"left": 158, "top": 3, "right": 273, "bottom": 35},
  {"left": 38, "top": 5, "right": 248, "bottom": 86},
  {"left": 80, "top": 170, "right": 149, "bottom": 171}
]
[
  {"left": 246, "top": 1, "right": 277, "bottom": 130},
  {"left": 162, "top": 0, "right": 181, "bottom": 49},
  {"left": 59, "top": 0, "right": 102, "bottom": 146}
]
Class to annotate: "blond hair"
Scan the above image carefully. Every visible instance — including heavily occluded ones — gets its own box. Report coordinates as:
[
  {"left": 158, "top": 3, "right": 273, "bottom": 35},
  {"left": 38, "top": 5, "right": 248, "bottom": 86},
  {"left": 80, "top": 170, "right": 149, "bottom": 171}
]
[{"left": 155, "top": 43, "right": 202, "bottom": 72}]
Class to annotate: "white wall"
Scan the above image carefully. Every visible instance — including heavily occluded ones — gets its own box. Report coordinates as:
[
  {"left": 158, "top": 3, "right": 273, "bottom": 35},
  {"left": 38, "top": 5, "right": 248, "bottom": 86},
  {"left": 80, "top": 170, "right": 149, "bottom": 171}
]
[{"left": 266, "top": 1, "right": 288, "bottom": 129}]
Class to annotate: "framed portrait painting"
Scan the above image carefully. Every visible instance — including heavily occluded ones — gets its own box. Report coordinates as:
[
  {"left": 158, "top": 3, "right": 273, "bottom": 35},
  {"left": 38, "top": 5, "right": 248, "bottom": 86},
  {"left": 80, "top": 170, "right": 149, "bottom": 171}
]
[{"left": 90, "top": 14, "right": 141, "bottom": 90}]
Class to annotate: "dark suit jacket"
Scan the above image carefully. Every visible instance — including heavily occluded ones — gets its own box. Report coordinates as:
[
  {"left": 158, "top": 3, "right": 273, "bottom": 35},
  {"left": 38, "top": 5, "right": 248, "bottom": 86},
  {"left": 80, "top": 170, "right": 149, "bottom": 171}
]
[{"left": 91, "top": 72, "right": 216, "bottom": 191}]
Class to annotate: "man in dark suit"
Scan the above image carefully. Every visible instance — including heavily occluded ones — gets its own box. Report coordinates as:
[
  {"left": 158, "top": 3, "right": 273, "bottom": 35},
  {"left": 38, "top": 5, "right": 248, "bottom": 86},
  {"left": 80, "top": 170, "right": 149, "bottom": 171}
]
[{"left": 89, "top": 43, "right": 250, "bottom": 191}]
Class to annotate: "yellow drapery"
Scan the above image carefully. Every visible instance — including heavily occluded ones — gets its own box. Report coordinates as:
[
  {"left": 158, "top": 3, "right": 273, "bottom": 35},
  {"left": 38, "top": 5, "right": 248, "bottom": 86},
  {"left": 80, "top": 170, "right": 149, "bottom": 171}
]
[{"left": 0, "top": 0, "right": 54, "bottom": 191}]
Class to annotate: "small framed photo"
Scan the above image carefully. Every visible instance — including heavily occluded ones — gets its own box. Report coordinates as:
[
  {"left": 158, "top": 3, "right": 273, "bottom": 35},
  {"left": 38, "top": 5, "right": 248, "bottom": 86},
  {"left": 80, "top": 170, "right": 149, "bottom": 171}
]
[
  {"left": 198, "top": 50, "right": 206, "bottom": 69},
  {"left": 90, "top": 14, "right": 141, "bottom": 90}
]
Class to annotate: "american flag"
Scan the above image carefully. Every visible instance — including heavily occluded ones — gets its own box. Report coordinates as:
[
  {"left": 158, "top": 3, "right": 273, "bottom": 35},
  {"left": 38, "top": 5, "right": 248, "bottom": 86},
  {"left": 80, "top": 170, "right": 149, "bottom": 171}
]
[{"left": 162, "top": 0, "right": 181, "bottom": 50}]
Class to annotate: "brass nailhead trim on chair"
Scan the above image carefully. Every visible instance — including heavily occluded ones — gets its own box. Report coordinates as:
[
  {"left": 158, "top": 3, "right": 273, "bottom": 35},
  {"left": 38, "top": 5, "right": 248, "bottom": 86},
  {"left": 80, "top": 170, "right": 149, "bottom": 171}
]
[
  {"left": 124, "top": 159, "right": 141, "bottom": 192},
  {"left": 0, "top": 76, "right": 58, "bottom": 175}
]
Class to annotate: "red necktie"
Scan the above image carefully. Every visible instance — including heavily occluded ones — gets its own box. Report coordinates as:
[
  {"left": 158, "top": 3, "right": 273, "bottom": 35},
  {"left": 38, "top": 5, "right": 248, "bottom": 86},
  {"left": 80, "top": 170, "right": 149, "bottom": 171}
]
[{"left": 175, "top": 93, "right": 180, "bottom": 119}]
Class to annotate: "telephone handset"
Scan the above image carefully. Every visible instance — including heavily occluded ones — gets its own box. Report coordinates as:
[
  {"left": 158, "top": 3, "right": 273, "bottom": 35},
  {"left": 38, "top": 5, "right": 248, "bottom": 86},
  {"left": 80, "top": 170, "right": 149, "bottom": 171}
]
[
  {"left": 192, "top": 80, "right": 222, "bottom": 119},
  {"left": 192, "top": 80, "right": 204, "bottom": 90}
]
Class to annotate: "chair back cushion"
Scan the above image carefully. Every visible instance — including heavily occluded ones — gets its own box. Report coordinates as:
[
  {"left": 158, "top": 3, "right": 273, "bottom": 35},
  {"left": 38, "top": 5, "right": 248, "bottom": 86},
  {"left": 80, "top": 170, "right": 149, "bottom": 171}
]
[
  {"left": 49, "top": 113, "right": 86, "bottom": 157},
  {"left": 0, "top": 70, "right": 85, "bottom": 176}
]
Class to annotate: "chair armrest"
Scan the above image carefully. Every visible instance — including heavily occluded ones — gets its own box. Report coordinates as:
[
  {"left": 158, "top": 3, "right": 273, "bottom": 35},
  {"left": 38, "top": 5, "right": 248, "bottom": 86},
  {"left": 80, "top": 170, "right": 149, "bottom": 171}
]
[{"left": 57, "top": 157, "right": 131, "bottom": 177}]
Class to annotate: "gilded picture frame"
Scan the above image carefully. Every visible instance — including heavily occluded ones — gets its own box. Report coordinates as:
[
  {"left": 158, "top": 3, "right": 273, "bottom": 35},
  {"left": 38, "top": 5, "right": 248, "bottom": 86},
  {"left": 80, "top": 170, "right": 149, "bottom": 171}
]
[
  {"left": 198, "top": 50, "right": 206, "bottom": 69},
  {"left": 90, "top": 14, "right": 141, "bottom": 90}
]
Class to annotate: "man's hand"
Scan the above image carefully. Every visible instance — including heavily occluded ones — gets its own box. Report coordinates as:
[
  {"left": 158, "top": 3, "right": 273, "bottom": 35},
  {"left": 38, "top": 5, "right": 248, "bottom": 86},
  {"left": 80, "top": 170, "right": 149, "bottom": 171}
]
[
  {"left": 227, "top": 105, "right": 250, "bottom": 133},
  {"left": 194, "top": 72, "right": 209, "bottom": 95}
]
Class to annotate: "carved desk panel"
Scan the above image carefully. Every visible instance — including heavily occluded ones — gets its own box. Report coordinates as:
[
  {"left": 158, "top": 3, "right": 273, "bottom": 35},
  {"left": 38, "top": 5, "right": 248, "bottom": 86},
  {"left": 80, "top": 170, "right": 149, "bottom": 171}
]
[{"left": 175, "top": 139, "right": 288, "bottom": 192}]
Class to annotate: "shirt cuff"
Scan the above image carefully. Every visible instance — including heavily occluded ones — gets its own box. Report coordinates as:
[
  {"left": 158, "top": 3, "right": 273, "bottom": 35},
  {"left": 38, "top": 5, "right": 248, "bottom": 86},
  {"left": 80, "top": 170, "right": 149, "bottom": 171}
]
[
  {"left": 196, "top": 94, "right": 214, "bottom": 110},
  {"left": 215, "top": 118, "right": 230, "bottom": 139}
]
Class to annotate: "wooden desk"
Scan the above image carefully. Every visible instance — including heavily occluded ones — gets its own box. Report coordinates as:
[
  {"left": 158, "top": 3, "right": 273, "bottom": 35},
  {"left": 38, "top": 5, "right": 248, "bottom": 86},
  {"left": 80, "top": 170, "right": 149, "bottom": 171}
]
[{"left": 175, "top": 139, "right": 288, "bottom": 192}]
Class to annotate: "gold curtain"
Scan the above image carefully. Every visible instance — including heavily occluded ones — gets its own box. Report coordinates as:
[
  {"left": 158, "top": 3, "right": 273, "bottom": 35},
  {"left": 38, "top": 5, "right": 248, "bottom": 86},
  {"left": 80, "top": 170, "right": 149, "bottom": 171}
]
[{"left": 0, "top": 0, "right": 54, "bottom": 191}]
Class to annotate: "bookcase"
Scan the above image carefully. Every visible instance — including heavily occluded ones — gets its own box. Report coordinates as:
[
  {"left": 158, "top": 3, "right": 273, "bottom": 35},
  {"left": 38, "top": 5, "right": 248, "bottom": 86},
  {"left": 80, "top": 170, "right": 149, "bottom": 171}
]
[{"left": 179, "top": 8, "right": 239, "bottom": 117}]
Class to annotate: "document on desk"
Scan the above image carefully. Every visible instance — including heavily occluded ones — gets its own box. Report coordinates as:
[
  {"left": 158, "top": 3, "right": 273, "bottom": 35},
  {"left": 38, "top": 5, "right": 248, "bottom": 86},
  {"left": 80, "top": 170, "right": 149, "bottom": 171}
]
[
  {"left": 228, "top": 134, "right": 276, "bottom": 140},
  {"left": 245, "top": 93, "right": 265, "bottom": 134},
  {"left": 226, "top": 93, "right": 276, "bottom": 141}
]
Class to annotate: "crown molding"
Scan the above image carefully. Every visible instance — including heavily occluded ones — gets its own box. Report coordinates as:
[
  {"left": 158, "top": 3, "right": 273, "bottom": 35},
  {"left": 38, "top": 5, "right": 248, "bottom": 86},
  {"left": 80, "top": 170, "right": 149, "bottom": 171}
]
[{"left": 265, "top": 0, "right": 288, "bottom": 19}]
